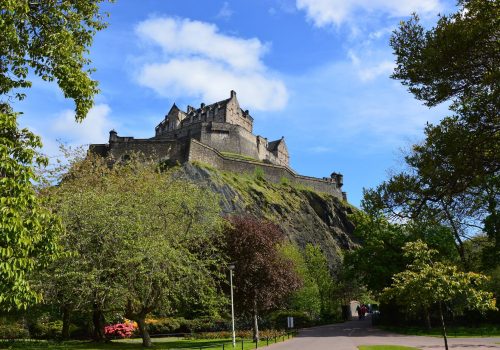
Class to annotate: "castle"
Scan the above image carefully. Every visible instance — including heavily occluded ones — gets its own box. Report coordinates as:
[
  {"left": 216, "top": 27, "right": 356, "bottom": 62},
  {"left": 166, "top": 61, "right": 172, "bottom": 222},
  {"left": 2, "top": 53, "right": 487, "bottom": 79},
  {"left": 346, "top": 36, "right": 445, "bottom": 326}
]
[{"left": 90, "top": 91, "right": 346, "bottom": 200}]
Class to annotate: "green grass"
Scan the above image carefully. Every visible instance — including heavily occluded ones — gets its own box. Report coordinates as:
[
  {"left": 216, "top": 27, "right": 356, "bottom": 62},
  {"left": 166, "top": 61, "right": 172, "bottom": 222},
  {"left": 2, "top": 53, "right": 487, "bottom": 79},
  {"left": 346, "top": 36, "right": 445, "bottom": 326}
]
[
  {"left": 0, "top": 337, "right": 291, "bottom": 350},
  {"left": 358, "top": 346, "right": 420, "bottom": 350},
  {"left": 381, "top": 325, "right": 500, "bottom": 338}
]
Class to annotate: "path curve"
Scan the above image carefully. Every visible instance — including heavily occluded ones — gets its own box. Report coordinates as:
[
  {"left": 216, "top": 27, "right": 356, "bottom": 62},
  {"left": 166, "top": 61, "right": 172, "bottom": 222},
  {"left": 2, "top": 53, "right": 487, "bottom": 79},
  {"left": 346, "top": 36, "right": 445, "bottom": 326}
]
[{"left": 267, "top": 316, "right": 500, "bottom": 350}]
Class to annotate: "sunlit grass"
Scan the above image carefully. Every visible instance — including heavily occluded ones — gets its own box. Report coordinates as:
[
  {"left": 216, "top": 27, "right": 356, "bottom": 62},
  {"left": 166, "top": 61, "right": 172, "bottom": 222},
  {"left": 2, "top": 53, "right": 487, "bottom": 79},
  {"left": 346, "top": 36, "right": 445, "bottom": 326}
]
[{"left": 0, "top": 336, "right": 291, "bottom": 350}]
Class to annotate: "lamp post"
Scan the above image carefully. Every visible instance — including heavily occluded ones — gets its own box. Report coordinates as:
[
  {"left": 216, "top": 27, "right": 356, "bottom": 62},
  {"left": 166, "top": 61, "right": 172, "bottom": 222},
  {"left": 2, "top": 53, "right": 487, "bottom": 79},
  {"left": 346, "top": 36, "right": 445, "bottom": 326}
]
[{"left": 228, "top": 263, "right": 236, "bottom": 347}]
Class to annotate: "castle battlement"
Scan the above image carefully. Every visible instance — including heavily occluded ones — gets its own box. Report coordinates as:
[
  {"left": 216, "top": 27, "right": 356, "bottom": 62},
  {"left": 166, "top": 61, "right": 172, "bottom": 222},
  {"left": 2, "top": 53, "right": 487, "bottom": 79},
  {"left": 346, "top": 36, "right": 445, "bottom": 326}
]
[{"left": 89, "top": 91, "right": 346, "bottom": 200}]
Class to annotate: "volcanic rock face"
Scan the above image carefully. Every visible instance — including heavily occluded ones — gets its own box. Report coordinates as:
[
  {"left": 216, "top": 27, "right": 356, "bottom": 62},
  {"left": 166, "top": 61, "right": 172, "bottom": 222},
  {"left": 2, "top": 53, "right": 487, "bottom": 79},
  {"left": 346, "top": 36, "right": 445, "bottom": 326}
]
[{"left": 178, "top": 163, "right": 357, "bottom": 269}]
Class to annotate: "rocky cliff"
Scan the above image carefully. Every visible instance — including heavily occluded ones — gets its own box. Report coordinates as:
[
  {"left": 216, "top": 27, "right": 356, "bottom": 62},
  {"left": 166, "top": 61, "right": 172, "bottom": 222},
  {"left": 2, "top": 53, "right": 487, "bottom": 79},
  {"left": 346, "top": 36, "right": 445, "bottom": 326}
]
[{"left": 177, "top": 163, "right": 357, "bottom": 269}]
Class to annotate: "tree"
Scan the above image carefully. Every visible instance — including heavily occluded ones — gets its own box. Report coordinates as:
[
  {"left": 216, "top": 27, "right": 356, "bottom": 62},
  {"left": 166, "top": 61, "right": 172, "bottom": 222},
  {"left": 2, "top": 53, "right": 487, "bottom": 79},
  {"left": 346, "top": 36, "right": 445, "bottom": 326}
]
[
  {"left": 0, "top": 106, "right": 61, "bottom": 310},
  {"left": 303, "top": 244, "right": 339, "bottom": 320},
  {"left": 0, "top": 0, "right": 110, "bottom": 310},
  {"left": 225, "top": 216, "right": 301, "bottom": 341},
  {"left": 382, "top": 240, "right": 496, "bottom": 350},
  {"left": 283, "top": 244, "right": 321, "bottom": 319},
  {"left": 368, "top": 0, "right": 499, "bottom": 267},
  {"left": 43, "top": 154, "right": 225, "bottom": 346}
]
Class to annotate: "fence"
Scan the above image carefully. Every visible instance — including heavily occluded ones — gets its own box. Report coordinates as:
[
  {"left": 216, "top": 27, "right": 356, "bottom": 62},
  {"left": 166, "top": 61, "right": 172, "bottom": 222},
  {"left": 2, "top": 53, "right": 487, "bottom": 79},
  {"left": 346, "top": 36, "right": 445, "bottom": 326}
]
[{"left": 167, "top": 331, "right": 298, "bottom": 350}]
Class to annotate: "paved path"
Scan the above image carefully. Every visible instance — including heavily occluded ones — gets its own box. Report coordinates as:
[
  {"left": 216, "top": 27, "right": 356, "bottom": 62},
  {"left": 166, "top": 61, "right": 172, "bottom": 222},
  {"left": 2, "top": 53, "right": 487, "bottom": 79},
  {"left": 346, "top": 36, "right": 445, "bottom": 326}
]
[{"left": 267, "top": 316, "right": 500, "bottom": 350}]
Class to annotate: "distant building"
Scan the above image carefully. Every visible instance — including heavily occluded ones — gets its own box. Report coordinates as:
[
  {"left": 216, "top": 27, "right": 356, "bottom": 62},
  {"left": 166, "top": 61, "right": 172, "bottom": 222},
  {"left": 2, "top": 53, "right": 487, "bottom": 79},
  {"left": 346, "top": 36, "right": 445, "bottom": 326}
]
[{"left": 90, "top": 91, "right": 346, "bottom": 199}]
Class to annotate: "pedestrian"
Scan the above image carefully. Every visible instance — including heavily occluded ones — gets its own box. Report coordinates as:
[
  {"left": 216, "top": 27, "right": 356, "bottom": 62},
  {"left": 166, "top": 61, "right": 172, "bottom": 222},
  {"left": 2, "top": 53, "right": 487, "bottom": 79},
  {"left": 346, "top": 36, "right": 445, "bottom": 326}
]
[
  {"left": 361, "top": 304, "right": 368, "bottom": 320},
  {"left": 356, "top": 304, "right": 361, "bottom": 320}
]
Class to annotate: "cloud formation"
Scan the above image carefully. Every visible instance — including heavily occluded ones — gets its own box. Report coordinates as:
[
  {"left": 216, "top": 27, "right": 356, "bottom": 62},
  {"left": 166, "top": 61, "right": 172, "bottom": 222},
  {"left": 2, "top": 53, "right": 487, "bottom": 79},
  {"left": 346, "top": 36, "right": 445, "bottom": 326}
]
[
  {"left": 51, "top": 103, "right": 114, "bottom": 146},
  {"left": 216, "top": 2, "right": 233, "bottom": 20},
  {"left": 135, "top": 17, "right": 288, "bottom": 111},
  {"left": 296, "top": 0, "right": 443, "bottom": 27}
]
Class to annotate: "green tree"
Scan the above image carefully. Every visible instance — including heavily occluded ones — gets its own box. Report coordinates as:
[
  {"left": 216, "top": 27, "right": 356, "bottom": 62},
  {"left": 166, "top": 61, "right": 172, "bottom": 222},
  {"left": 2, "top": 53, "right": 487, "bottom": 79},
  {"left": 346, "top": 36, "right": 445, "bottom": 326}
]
[
  {"left": 345, "top": 210, "right": 409, "bottom": 295},
  {"left": 0, "top": 106, "right": 61, "bottom": 310},
  {"left": 0, "top": 0, "right": 110, "bottom": 311},
  {"left": 303, "top": 244, "right": 339, "bottom": 320},
  {"left": 382, "top": 240, "right": 496, "bottom": 350},
  {"left": 225, "top": 216, "right": 301, "bottom": 341},
  {"left": 44, "top": 154, "right": 224, "bottom": 346},
  {"left": 367, "top": 0, "right": 499, "bottom": 267},
  {"left": 282, "top": 244, "right": 321, "bottom": 319}
]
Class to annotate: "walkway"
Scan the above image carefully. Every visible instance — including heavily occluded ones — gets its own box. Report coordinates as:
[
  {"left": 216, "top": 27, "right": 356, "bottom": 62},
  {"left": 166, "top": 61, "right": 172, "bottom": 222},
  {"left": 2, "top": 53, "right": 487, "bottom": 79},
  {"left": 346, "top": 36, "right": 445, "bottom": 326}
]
[{"left": 267, "top": 316, "right": 500, "bottom": 350}]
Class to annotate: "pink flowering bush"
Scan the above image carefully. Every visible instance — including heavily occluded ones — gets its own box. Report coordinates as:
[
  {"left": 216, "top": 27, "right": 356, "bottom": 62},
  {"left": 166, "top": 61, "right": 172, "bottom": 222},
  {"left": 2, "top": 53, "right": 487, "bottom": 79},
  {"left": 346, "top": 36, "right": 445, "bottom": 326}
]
[{"left": 104, "top": 320, "right": 137, "bottom": 339}]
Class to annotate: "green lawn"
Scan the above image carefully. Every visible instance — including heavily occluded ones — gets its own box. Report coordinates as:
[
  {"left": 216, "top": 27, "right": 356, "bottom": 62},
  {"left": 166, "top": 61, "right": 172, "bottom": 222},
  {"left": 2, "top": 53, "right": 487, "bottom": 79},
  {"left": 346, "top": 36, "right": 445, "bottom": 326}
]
[
  {"left": 381, "top": 325, "right": 500, "bottom": 338},
  {"left": 0, "top": 337, "right": 291, "bottom": 350},
  {"left": 358, "top": 346, "right": 420, "bottom": 350}
]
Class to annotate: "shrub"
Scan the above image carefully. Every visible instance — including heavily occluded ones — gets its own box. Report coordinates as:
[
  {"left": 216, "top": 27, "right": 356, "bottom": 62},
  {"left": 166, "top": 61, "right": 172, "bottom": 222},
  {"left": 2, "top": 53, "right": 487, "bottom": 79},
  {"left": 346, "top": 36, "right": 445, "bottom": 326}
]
[
  {"left": 280, "top": 177, "right": 290, "bottom": 186},
  {"left": 178, "top": 317, "right": 230, "bottom": 333},
  {"left": 104, "top": 320, "right": 137, "bottom": 339},
  {"left": 190, "top": 329, "right": 289, "bottom": 340},
  {"left": 146, "top": 317, "right": 181, "bottom": 335},
  {"left": 253, "top": 167, "right": 265, "bottom": 181},
  {"left": 30, "top": 320, "right": 63, "bottom": 339},
  {"left": 0, "top": 318, "right": 29, "bottom": 339},
  {"left": 268, "top": 310, "right": 314, "bottom": 329}
]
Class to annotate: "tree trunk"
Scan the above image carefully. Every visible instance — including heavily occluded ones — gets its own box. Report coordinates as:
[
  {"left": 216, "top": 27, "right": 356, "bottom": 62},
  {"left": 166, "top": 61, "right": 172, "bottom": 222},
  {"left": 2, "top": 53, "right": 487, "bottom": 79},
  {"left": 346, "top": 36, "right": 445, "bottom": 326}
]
[
  {"left": 438, "top": 302, "right": 449, "bottom": 350},
  {"left": 137, "top": 316, "right": 152, "bottom": 348},
  {"left": 252, "top": 299, "right": 259, "bottom": 342},
  {"left": 61, "top": 305, "right": 71, "bottom": 340},
  {"left": 425, "top": 309, "right": 431, "bottom": 330},
  {"left": 443, "top": 205, "right": 468, "bottom": 268},
  {"left": 92, "top": 304, "right": 105, "bottom": 342}
]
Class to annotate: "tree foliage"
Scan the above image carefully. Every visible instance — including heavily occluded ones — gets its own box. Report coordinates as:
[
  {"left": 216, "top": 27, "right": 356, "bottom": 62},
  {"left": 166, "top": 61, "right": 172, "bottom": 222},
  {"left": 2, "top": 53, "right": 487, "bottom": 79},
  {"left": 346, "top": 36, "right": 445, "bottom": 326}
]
[
  {"left": 285, "top": 243, "right": 340, "bottom": 320},
  {"left": 382, "top": 240, "right": 496, "bottom": 350},
  {"left": 0, "top": 0, "right": 110, "bottom": 310},
  {"left": 366, "top": 0, "right": 499, "bottom": 267},
  {"left": 1, "top": 0, "right": 110, "bottom": 119},
  {"left": 303, "top": 244, "right": 339, "bottom": 319},
  {"left": 43, "top": 154, "right": 225, "bottom": 346},
  {"left": 0, "top": 106, "right": 61, "bottom": 310},
  {"left": 225, "top": 216, "right": 301, "bottom": 341},
  {"left": 346, "top": 210, "right": 459, "bottom": 295}
]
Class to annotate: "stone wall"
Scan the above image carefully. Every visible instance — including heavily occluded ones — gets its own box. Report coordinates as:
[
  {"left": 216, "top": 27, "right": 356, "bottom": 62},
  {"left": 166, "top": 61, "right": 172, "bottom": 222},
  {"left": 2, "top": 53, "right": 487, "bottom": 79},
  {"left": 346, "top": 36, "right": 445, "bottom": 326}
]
[
  {"left": 91, "top": 137, "right": 186, "bottom": 163},
  {"left": 188, "top": 139, "right": 343, "bottom": 199}
]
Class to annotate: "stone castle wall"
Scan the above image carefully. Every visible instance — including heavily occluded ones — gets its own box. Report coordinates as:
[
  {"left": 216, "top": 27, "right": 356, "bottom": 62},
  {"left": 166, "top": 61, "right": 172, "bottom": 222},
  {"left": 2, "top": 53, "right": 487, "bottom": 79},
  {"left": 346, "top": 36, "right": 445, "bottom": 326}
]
[
  {"left": 90, "top": 136, "right": 186, "bottom": 163},
  {"left": 188, "top": 139, "right": 344, "bottom": 199}
]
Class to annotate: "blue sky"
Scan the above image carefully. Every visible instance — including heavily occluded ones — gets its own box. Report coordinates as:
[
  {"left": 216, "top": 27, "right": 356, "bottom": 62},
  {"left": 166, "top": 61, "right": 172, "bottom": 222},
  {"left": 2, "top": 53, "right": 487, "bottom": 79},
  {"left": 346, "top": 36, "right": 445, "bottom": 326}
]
[{"left": 18, "top": 0, "right": 456, "bottom": 207}]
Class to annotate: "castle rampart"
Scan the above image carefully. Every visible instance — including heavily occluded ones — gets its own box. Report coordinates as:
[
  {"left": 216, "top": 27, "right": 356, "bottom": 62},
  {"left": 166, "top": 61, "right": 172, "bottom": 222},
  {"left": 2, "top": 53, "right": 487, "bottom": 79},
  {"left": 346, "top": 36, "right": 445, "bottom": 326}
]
[
  {"left": 89, "top": 91, "right": 346, "bottom": 199},
  {"left": 187, "top": 139, "right": 345, "bottom": 200}
]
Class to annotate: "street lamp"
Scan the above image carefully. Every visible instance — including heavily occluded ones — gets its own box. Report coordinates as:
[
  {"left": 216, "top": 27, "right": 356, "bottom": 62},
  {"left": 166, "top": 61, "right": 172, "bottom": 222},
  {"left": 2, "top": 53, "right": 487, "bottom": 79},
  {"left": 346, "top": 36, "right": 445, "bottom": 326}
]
[{"left": 228, "top": 263, "right": 236, "bottom": 347}]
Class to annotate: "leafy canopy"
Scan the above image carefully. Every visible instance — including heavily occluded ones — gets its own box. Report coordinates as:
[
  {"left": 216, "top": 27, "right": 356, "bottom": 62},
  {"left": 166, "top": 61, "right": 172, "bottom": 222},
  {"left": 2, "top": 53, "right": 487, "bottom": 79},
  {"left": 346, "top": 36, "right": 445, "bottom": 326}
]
[
  {"left": 382, "top": 240, "right": 496, "bottom": 315},
  {"left": 1, "top": 0, "right": 110, "bottom": 119},
  {"left": 225, "top": 216, "right": 301, "bottom": 340},
  {"left": 43, "top": 153, "right": 225, "bottom": 347},
  {"left": 0, "top": 0, "right": 110, "bottom": 310},
  {"left": 366, "top": 0, "right": 499, "bottom": 267},
  {"left": 0, "top": 107, "right": 61, "bottom": 310}
]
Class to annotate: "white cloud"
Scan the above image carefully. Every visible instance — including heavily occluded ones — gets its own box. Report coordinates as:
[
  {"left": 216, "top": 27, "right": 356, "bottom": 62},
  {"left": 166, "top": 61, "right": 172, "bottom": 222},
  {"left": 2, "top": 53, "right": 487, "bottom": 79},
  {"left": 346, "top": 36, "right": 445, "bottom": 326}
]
[
  {"left": 347, "top": 50, "right": 395, "bottom": 82},
  {"left": 216, "top": 2, "right": 233, "bottom": 20},
  {"left": 358, "top": 60, "right": 394, "bottom": 81},
  {"left": 51, "top": 104, "right": 114, "bottom": 145},
  {"left": 139, "top": 59, "right": 287, "bottom": 111},
  {"left": 134, "top": 17, "right": 288, "bottom": 111},
  {"left": 296, "top": 0, "right": 443, "bottom": 27}
]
